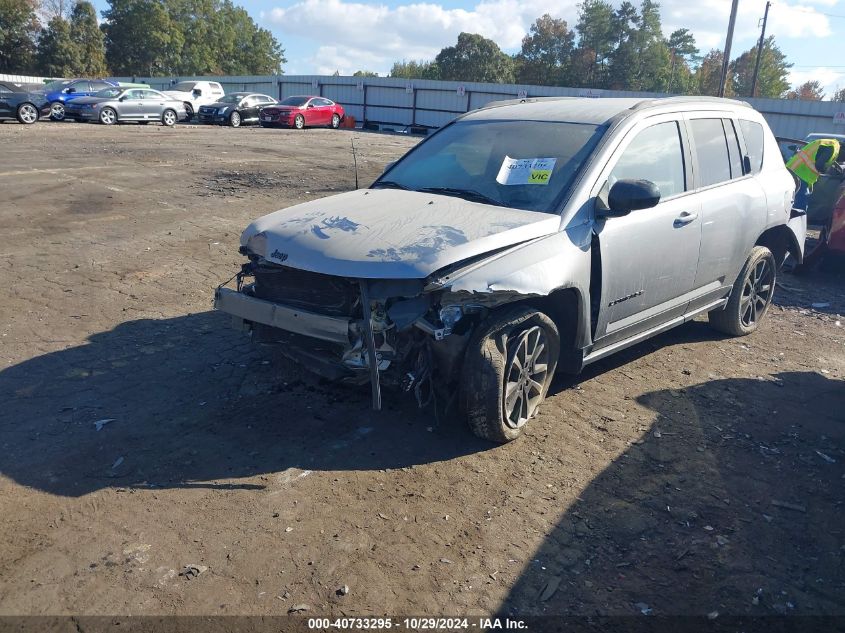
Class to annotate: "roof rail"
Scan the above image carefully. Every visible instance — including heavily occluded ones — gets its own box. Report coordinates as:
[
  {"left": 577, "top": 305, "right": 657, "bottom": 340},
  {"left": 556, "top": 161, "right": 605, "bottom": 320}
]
[{"left": 629, "top": 95, "right": 752, "bottom": 110}]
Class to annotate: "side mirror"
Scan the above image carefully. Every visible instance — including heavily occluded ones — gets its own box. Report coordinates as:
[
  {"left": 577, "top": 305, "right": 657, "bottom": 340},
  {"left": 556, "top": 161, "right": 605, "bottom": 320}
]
[
  {"left": 192, "top": 89, "right": 202, "bottom": 97},
  {"left": 66, "top": 87, "right": 75, "bottom": 94},
  {"left": 118, "top": 96, "right": 127, "bottom": 102},
  {"left": 599, "top": 179, "right": 661, "bottom": 218}
]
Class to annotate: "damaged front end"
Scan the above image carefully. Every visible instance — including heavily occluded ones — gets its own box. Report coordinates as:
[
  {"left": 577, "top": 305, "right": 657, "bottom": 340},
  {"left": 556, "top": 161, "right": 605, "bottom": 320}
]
[{"left": 214, "top": 256, "right": 488, "bottom": 410}]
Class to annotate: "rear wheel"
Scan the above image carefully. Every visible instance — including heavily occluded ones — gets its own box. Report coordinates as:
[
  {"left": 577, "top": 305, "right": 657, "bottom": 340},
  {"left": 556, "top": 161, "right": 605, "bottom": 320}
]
[
  {"left": 331, "top": 113, "right": 340, "bottom": 129},
  {"left": 16, "top": 103, "right": 38, "bottom": 124},
  {"left": 229, "top": 111, "right": 241, "bottom": 128},
  {"left": 460, "top": 306, "right": 559, "bottom": 443},
  {"left": 294, "top": 114, "right": 305, "bottom": 130},
  {"left": 50, "top": 102, "right": 65, "bottom": 121},
  {"left": 161, "top": 109, "right": 177, "bottom": 127},
  {"left": 709, "top": 246, "right": 776, "bottom": 336},
  {"left": 99, "top": 107, "right": 117, "bottom": 125}
]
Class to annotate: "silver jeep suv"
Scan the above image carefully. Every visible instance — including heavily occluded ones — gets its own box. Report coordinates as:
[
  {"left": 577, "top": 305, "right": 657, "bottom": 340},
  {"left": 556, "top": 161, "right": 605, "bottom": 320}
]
[{"left": 215, "top": 96, "right": 804, "bottom": 442}]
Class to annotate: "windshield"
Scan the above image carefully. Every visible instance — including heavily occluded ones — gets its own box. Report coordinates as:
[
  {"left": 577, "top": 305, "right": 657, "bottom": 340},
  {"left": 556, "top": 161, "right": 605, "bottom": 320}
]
[
  {"left": 43, "top": 80, "right": 72, "bottom": 92},
  {"left": 217, "top": 94, "right": 243, "bottom": 104},
  {"left": 171, "top": 82, "right": 197, "bottom": 92},
  {"left": 374, "top": 119, "right": 605, "bottom": 213},
  {"left": 280, "top": 96, "right": 309, "bottom": 106},
  {"left": 94, "top": 88, "right": 122, "bottom": 99}
]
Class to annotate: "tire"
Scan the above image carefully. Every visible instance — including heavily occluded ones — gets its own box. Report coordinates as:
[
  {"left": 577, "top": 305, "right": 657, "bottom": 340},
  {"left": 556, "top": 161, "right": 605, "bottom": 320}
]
[
  {"left": 294, "top": 114, "right": 305, "bottom": 130},
  {"left": 260, "top": 122, "right": 270, "bottom": 128},
  {"left": 50, "top": 101, "right": 65, "bottom": 121},
  {"left": 161, "top": 109, "right": 177, "bottom": 127},
  {"left": 99, "top": 107, "right": 117, "bottom": 125},
  {"left": 229, "top": 111, "right": 241, "bottom": 128},
  {"left": 183, "top": 103, "right": 193, "bottom": 121},
  {"left": 16, "top": 102, "right": 38, "bottom": 124},
  {"left": 709, "top": 246, "right": 776, "bottom": 336},
  {"left": 460, "top": 305, "right": 559, "bottom": 443},
  {"left": 331, "top": 113, "right": 340, "bottom": 129}
]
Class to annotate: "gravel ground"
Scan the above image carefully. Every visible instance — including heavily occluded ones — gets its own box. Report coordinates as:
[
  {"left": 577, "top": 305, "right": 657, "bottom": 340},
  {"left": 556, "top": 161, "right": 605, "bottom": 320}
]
[{"left": 0, "top": 120, "right": 843, "bottom": 619}]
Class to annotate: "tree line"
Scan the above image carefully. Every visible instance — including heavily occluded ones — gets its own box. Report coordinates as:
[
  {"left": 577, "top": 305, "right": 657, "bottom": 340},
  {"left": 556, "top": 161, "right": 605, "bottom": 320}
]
[
  {"left": 387, "top": 1, "right": 843, "bottom": 101},
  {"left": 0, "top": 0, "right": 285, "bottom": 78}
]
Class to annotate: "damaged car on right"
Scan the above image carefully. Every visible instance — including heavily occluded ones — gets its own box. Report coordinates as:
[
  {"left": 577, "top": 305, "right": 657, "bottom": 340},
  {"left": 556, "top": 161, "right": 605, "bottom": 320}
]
[{"left": 215, "top": 96, "right": 803, "bottom": 442}]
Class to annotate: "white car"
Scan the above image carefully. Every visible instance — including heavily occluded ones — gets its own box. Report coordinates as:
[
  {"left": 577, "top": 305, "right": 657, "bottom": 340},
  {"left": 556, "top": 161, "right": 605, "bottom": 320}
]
[{"left": 162, "top": 80, "right": 225, "bottom": 121}]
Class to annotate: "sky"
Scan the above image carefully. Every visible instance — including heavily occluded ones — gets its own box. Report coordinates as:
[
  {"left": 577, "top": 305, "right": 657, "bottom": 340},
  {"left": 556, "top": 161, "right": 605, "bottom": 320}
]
[{"left": 91, "top": 0, "right": 845, "bottom": 97}]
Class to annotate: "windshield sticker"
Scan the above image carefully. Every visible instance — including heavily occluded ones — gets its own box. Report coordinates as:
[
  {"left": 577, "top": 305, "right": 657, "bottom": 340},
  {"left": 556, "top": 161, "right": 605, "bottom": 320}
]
[{"left": 496, "top": 156, "right": 556, "bottom": 186}]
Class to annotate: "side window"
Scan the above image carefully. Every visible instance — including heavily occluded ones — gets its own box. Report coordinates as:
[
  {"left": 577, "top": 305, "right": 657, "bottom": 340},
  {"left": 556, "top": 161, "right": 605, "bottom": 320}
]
[
  {"left": 125, "top": 90, "right": 143, "bottom": 100},
  {"left": 723, "top": 119, "right": 744, "bottom": 178},
  {"left": 211, "top": 83, "right": 223, "bottom": 94},
  {"left": 609, "top": 121, "right": 687, "bottom": 199},
  {"left": 91, "top": 81, "right": 111, "bottom": 91},
  {"left": 689, "top": 118, "right": 732, "bottom": 187},
  {"left": 739, "top": 119, "right": 765, "bottom": 174}
]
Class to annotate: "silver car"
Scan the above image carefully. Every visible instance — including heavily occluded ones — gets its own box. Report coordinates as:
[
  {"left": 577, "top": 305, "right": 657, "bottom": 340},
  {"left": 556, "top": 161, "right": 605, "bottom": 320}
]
[
  {"left": 64, "top": 87, "right": 187, "bottom": 126},
  {"left": 214, "top": 97, "right": 804, "bottom": 442}
]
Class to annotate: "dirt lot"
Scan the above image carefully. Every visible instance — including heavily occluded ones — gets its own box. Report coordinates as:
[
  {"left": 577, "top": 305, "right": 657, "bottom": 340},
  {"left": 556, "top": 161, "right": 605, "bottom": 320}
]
[{"left": 0, "top": 120, "right": 843, "bottom": 620}]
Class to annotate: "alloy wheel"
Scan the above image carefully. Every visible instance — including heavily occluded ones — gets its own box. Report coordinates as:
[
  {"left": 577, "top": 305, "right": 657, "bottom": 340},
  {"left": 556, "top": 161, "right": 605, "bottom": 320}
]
[
  {"left": 740, "top": 257, "right": 774, "bottom": 328},
  {"left": 18, "top": 104, "right": 38, "bottom": 124},
  {"left": 51, "top": 102, "right": 65, "bottom": 120},
  {"left": 100, "top": 108, "right": 116, "bottom": 125},
  {"left": 504, "top": 326, "right": 550, "bottom": 429},
  {"left": 230, "top": 111, "right": 241, "bottom": 127},
  {"left": 162, "top": 110, "right": 176, "bottom": 126}
]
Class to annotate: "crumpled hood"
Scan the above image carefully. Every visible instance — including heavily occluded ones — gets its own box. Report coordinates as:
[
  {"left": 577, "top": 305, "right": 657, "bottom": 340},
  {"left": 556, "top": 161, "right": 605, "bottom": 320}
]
[{"left": 241, "top": 189, "right": 562, "bottom": 279}]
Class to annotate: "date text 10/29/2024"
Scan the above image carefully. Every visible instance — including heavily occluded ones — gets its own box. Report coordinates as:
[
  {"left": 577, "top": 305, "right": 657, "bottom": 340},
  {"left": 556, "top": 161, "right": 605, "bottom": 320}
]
[{"left": 307, "top": 617, "right": 528, "bottom": 630}]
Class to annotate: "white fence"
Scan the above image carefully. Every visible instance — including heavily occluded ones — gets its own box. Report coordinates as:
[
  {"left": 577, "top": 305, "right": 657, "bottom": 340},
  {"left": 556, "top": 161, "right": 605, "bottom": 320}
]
[
  {"left": 0, "top": 73, "right": 54, "bottom": 85},
  {"left": 100, "top": 73, "right": 845, "bottom": 139}
]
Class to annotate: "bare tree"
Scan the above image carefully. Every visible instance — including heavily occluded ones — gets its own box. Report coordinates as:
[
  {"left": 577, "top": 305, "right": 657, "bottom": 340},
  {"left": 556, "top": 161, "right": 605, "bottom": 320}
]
[{"left": 38, "top": 0, "right": 73, "bottom": 22}]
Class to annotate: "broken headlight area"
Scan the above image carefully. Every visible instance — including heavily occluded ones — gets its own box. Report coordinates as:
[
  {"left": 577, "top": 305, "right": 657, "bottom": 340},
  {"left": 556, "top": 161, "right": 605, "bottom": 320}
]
[{"left": 217, "top": 259, "right": 487, "bottom": 410}]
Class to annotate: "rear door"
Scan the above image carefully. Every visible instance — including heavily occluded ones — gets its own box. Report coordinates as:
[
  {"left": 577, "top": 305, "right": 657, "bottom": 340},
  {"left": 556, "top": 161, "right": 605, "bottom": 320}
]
[
  {"left": 592, "top": 115, "right": 702, "bottom": 348},
  {"left": 685, "top": 115, "right": 766, "bottom": 313}
]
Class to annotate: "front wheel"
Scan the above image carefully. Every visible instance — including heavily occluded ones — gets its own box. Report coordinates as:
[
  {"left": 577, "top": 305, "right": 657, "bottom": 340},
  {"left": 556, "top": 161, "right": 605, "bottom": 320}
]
[
  {"left": 294, "top": 114, "right": 305, "bottom": 130},
  {"left": 161, "top": 109, "right": 177, "bottom": 127},
  {"left": 709, "top": 246, "right": 776, "bottom": 336},
  {"left": 229, "top": 111, "right": 241, "bottom": 128},
  {"left": 17, "top": 103, "right": 39, "bottom": 124},
  {"left": 460, "top": 306, "right": 559, "bottom": 443},
  {"left": 50, "top": 101, "right": 65, "bottom": 121},
  {"left": 331, "top": 113, "right": 340, "bottom": 129},
  {"left": 99, "top": 107, "right": 117, "bottom": 125}
]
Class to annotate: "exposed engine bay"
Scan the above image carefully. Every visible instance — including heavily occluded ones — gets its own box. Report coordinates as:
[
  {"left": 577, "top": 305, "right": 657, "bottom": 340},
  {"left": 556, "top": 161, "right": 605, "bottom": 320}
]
[{"left": 216, "top": 255, "right": 488, "bottom": 410}]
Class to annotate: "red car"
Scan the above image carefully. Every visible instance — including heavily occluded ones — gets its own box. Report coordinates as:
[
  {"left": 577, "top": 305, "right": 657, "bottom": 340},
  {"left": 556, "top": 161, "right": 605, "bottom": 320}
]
[{"left": 259, "top": 95, "right": 344, "bottom": 129}]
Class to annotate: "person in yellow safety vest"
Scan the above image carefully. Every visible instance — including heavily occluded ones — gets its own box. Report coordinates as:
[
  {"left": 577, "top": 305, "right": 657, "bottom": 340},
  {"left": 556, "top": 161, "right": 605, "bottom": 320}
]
[{"left": 788, "top": 138, "right": 841, "bottom": 212}]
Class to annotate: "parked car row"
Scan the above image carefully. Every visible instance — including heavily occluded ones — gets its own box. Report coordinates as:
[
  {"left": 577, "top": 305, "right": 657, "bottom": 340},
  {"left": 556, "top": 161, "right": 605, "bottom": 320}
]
[{"left": 1, "top": 76, "right": 347, "bottom": 130}]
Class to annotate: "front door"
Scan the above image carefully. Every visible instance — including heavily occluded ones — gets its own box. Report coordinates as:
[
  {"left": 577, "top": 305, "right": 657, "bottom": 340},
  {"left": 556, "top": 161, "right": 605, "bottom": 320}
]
[{"left": 592, "top": 116, "right": 702, "bottom": 348}]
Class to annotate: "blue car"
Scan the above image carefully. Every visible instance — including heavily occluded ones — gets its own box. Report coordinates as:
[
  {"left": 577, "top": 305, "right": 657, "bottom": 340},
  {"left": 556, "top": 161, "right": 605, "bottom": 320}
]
[{"left": 39, "top": 78, "right": 120, "bottom": 121}]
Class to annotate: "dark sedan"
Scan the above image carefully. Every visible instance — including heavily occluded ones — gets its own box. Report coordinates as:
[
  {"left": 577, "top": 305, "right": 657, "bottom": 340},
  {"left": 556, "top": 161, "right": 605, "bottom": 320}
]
[
  {"left": 197, "top": 92, "right": 277, "bottom": 127},
  {"left": 0, "top": 82, "right": 51, "bottom": 124},
  {"left": 259, "top": 95, "right": 345, "bottom": 129}
]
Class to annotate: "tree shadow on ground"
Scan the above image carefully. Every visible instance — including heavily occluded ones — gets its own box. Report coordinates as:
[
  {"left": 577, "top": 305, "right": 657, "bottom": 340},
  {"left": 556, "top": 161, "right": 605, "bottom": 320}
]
[
  {"left": 0, "top": 311, "right": 492, "bottom": 497},
  {"left": 501, "top": 370, "right": 845, "bottom": 618}
]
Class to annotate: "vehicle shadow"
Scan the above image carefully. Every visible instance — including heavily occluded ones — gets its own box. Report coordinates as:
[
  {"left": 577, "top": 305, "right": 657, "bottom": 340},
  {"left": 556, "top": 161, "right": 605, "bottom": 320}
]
[
  {"left": 0, "top": 311, "right": 491, "bottom": 498},
  {"left": 775, "top": 269, "right": 845, "bottom": 316},
  {"left": 548, "top": 318, "right": 732, "bottom": 397},
  {"left": 501, "top": 370, "right": 845, "bottom": 617}
]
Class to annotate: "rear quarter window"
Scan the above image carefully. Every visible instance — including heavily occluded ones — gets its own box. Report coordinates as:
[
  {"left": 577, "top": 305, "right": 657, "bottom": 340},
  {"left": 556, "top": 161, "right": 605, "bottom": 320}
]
[{"left": 739, "top": 119, "right": 765, "bottom": 174}]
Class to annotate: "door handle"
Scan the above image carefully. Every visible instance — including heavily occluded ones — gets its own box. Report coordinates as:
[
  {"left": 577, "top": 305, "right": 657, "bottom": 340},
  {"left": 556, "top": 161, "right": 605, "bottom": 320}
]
[{"left": 673, "top": 211, "right": 698, "bottom": 227}]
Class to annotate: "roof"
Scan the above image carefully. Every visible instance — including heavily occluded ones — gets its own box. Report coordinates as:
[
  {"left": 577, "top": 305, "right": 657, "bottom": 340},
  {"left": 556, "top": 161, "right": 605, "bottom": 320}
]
[{"left": 464, "top": 96, "right": 753, "bottom": 126}]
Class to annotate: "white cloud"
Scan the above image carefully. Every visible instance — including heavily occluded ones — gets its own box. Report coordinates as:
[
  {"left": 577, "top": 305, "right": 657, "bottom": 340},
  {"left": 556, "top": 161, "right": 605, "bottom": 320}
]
[
  {"left": 265, "top": 0, "right": 836, "bottom": 75},
  {"left": 787, "top": 67, "right": 845, "bottom": 96}
]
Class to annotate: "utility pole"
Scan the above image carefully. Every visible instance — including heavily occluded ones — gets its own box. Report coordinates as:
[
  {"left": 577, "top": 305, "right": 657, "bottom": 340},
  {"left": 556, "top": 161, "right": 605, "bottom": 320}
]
[
  {"left": 750, "top": 1, "right": 772, "bottom": 97},
  {"left": 718, "top": 0, "right": 740, "bottom": 97}
]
